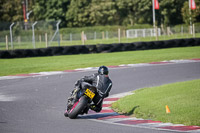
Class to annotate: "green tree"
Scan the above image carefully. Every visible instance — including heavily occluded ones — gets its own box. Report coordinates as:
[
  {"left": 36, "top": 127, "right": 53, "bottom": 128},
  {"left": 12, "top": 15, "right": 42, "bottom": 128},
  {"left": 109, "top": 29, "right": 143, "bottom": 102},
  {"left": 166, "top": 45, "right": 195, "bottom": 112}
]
[
  {"left": 65, "top": 0, "right": 92, "bottom": 27},
  {"left": 158, "top": 0, "right": 187, "bottom": 26},
  {"left": 116, "top": 0, "right": 152, "bottom": 25},
  {"left": 136, "top": 0, "right": 152, "bottom": 24},
  {"left": 0, "top": 0, "right": 24, "bottom": 22},
  {"left": 181, "top": 0, "right": 200, "bottom": 25},
  {"left": 1, "top": 0, "right": 199, "bottom": 28},
  {"left": 66, "top": 0, "right": 119, "bottom": 27},
  {"left": 33, "top": 0, "right": 70, "bottom": 27},
  {"left": 88, "top": 0, "right": 118, "bottom": 26},
  {"left": 116, "top": 0, "right": 135, "bottom": 25}
]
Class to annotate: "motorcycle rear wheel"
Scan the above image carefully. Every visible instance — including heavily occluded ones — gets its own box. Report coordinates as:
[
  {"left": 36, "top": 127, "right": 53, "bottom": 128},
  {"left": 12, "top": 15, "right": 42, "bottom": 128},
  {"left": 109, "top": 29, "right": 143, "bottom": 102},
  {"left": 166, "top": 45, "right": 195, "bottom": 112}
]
[{"left": 68, "top": 96, "right": 88, "bottom": 119}]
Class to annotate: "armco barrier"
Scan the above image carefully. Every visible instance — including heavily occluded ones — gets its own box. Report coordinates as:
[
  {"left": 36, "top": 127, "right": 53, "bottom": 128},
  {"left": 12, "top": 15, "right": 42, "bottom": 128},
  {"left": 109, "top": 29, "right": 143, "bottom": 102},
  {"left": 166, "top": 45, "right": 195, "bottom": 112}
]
[{"left": 0, "top": 38, "right": 200, "bottom": 58}]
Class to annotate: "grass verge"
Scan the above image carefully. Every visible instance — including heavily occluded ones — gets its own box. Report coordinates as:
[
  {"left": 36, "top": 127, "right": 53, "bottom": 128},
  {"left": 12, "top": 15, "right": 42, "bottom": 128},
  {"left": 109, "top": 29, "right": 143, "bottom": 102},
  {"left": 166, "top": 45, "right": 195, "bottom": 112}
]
[
  {"left": 112, "top": 79, "right": 200, "bottom": 126},
  {"left": 0, "top": 46, "right": 200, "bottom": 76}
]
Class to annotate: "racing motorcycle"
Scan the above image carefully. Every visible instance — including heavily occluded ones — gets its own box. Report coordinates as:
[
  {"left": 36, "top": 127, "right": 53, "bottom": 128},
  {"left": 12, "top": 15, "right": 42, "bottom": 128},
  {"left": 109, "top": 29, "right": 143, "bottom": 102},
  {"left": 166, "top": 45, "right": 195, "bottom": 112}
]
[{"left": 64, "top": 86, "right": 100, "bottom": 119}]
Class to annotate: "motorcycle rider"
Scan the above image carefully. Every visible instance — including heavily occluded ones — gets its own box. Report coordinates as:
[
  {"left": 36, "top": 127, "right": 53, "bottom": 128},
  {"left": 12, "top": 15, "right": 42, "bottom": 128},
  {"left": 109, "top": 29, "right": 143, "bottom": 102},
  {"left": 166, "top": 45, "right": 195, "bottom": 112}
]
[{"left": 65, "top": 66, "right": 112, "bottom": 116}]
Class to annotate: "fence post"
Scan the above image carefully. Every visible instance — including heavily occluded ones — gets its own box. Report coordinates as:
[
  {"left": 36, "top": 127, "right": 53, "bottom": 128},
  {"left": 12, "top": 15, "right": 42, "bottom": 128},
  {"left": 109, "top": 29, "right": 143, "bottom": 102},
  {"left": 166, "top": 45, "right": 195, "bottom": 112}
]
[
  {"left": 9, "top": 23, "right": 15, "bottom": 49},
  {"left": 190, "top": 25, "right": 193, "bottom": 34},
  {"left": 32, "top": 21, "right": 37, "bottom": 49},
  {"left": 57, "top": 21, "right": 61, "bottom": 46},
  {"left": 102, "top": 32, "right": 105, "bottom": 40},
  {"left": 155, "top": 26, "right": 158, "bottom": 40},
  {"left": 181, "top": 25, "right": 183, "bottom": 36},
  {"left": 193, "top": 24, "right": 195, "bottom": 38},
  {"left": 5, "top": 35, "right": 8, "bottom": 50},
  {"left": 70, "top": 33, "right": 72, "bottom": 42},
  {"left": 189, "top": 25, "right": 193, "bottom": 34},
  {"left": 81, "top": 31, "right": 85, "bottom": 45},
  {"left": 118, "top": 28, "right": 121, "bottom": 43},
  {"left": 45, "top": 33, "right": 48, "bottom": 48},
  {"left": 49, "top": 20, "right": 61, "bottom": 46},
  {"left": 39, "top": 35, "right": 41, "bottom": 43},
  {"left": 167, "top": 27, "right": 170, "bottom": 36}
]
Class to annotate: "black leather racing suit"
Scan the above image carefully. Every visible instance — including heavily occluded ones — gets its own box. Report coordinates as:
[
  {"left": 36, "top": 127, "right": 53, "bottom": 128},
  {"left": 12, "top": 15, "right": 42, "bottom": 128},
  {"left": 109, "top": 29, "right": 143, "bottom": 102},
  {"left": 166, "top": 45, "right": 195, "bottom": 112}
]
[{"left": 75, "top": 73, "right": 112, "bottom": 112}]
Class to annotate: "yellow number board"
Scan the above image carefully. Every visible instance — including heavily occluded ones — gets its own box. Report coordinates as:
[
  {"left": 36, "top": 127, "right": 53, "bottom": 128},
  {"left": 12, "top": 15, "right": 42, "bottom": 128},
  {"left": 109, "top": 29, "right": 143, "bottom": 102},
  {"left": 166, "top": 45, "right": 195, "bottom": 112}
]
[{"left": 85, "top": 89, "right": 95, "bottom": 99}]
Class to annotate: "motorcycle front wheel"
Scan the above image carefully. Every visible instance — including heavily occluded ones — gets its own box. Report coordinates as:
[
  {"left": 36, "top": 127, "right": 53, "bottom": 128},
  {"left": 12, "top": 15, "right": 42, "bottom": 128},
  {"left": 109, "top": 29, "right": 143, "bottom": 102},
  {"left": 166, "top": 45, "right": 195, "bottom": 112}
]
[{"left": 68, "top": 96, "right": 88, "bottom": 119}]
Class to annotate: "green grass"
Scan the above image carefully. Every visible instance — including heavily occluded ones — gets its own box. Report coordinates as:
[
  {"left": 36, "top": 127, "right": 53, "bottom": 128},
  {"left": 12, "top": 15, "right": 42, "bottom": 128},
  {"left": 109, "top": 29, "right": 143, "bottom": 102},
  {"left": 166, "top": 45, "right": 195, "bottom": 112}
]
[
  {"left": 112, "top": 79, "right": 200, "bottom": 126},
  {"left": 0, "top": 46, "right": 200, "bottom": 76}
]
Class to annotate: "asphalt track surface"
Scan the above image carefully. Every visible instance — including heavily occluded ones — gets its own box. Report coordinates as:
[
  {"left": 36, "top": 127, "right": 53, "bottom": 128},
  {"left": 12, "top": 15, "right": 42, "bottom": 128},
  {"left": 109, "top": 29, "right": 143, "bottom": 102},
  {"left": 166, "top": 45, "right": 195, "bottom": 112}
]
[{"left": 0, "top": 62, "right": 200, "bottom": 133}]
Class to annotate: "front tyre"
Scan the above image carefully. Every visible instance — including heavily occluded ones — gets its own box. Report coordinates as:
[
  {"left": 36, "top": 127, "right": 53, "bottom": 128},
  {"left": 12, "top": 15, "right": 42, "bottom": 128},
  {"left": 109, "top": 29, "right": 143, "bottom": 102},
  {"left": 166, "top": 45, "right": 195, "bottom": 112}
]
[
  {"left": 68, "top": 96, "right": 88, "bottom": 119},
  {"left": 64, "top": 111, "right": 68, "bottom": 117}
]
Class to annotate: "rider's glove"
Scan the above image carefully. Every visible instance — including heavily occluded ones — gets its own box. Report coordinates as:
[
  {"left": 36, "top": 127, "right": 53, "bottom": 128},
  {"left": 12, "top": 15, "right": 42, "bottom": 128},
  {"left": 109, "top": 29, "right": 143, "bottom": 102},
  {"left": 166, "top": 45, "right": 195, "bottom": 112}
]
[{"left": 75, "top": 79, "right": 84, "bottom": 87}]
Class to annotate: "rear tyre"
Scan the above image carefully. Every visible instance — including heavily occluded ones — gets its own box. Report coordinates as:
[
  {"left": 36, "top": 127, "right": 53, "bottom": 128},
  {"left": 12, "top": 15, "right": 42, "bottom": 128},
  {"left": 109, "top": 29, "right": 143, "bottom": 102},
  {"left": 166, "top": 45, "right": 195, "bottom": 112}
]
[{"left": 68, "top": 96, "right": 88, "bottom": 119}]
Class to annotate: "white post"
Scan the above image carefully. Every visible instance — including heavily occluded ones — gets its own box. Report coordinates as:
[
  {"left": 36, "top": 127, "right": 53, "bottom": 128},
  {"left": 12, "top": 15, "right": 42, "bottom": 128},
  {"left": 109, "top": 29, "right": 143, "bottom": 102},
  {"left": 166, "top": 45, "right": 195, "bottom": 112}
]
[
  {"left": 57, "top": 20, "right": 61, "bottom": 46},
  {"left": 118, "top": 28, "right": 121, "bottom": 43},
  {"left": 152, "top": 0, "right": 156, "bottom": 28},
  {"left": 39, "top": 35, "right": 41, "bottom": 43},
  {"left": 81, "top": 31, "right": 85, "bottom": 45},
  {"left": 70, "top": 33, "right": 72, "bottom": 42},
  {"left": 189, "top": 0, "right": 193, "bottom": 34},
  {"left": 6, "top": 35, "right": 8, "bottom": 50},
  {"left": 193, "top": 24, "right": 195, "bottom": 37},
  {"left": 156, "top": 26, "right": 158, "bottom": 40},
  {"left": 32, "top": 21, "right": 37, "bottom": 48},
  {"left": 9, "top": 23, "right": 15, "bottom": 49},
  {"left": 181, "top": 25, "right": 184, "bottom": 36}
]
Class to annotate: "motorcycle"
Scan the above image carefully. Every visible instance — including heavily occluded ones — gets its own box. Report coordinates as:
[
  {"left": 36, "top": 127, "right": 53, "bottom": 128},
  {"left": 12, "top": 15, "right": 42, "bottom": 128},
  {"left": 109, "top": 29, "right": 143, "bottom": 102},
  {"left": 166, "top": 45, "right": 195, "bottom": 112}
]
[{"left": 64, "top": 86, "right": 100, "bottom": 119}]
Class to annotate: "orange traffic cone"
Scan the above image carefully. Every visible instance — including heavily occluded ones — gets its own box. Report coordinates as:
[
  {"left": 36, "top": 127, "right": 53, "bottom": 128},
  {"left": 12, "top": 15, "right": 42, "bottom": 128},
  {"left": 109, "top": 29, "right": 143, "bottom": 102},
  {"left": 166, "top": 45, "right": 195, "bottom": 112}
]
[{"left": 166, "top": 105, "right": 171, "bottom": 113}]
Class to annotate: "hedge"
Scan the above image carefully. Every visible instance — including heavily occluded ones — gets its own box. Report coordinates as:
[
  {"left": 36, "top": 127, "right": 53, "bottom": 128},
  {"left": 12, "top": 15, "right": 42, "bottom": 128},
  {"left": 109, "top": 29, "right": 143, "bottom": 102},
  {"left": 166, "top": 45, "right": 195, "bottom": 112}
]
[{"left": 0, "top": 38, "right": 199, "bottom": 58}]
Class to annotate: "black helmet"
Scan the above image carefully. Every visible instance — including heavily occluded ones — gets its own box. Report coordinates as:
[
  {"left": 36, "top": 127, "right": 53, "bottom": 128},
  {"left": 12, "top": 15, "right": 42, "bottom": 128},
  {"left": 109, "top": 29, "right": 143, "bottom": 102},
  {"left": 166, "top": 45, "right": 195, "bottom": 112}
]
[{"left": 98, "top": 66, "right": 109, "bottom": 75}]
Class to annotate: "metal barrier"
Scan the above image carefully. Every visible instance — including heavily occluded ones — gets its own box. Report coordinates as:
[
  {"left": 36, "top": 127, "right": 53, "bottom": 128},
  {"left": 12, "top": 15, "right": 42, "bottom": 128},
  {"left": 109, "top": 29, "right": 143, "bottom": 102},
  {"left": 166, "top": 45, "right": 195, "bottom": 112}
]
[
  {"left": 126, "top": 28, "right": 161, "bottom": 38},
  {"left": 0, "top": 21, "right": 61, "bottom": 50},
  {"left": 0, "top": 21, "right": 200, "bottom": 50}
]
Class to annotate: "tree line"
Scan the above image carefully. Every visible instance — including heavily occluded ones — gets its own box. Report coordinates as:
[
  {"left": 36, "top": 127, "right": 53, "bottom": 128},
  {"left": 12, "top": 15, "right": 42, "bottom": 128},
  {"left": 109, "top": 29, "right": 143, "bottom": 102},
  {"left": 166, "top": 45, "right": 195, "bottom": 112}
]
[{"left": 0, "top": 0, "right": 200, "bottom": 28}]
